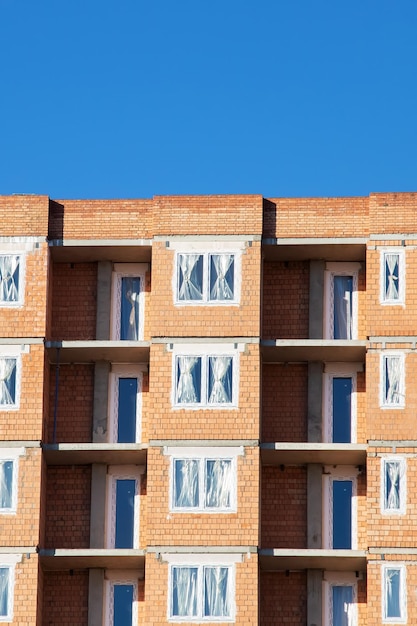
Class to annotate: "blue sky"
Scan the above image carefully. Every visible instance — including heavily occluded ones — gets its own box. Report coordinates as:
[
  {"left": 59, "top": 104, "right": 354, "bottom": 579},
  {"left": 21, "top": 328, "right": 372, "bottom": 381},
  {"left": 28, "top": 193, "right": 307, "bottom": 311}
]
[{"left": 0, "top": 0, "right": 416, "bottom": 199}]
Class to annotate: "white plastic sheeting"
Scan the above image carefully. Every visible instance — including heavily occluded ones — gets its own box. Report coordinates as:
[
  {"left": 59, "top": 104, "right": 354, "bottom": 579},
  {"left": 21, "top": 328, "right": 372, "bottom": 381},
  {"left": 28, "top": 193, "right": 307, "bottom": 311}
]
[
  {"left": 120, "top": 277, "right": 140, "bottom": 340},
  {"left": 385, "top": 461, "right": 401, "bottom": 510},
  {"left": 209, "top": 255, "right": 234, "bottom": 301},
  {"left": 176, "top": 356, "right": 201, "bottom": 404},
  {"left": 208, "top": 357, "right": 232, "bottom": 404},
  {"left": 332, "top": 585, "right": 354, "bottom": 626},
  {"left": 174, "top": 459, "right": 199, "bottom": 508},
  {"left": 333, "top": 276, "right": 353, "bottom": 339},
  {"left": 383, "top": 355, "right": 403, "bottom": 406},
  {"left": 385, "top": 568, "right": 402, "bottom": 619},
  {"left": 0, "top": 462, "right": 12, "bottom": 509},
  {"left": 177, "top": 254, "right": 203, "bottom": 301},
  {"left": 205, "top": 460, "right": 232, "bottom": 509},
  {"left": 0, "top": 568, "right": 9, "bottom": 618},
  {"left": 0, "top": 359, "right": 15, "bottom": 406},
  {"left": 0, "top": 256, "right": 19, "bottom": 303},
  {"left": 173, "top": 458, "right": 232, "bottom": 510},
  {"left": 384, "top": 253, "right": 400, "bottom": 301},
  {"left": 172, "top": 567, "right": 198, "bottom": 617},
  {"left": 171, "top": 566, "right": 230, "bottom": 619}
]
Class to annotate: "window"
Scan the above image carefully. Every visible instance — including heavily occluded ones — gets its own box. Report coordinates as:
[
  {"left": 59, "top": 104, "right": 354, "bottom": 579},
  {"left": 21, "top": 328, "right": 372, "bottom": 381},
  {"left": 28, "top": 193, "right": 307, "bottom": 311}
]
[
  {"left": 382, "top": 457, "right": 406, "bottom": 515},
  {"left": 324, "top": 263, "right": 360, "bottom": 340},
  {"left": 104, "top": 573, "right": 139, "bottom": 626},
  {"left": 106, "top": 466, "right": 142, "bottom": 549},
  {"left": 0, "top": 255, "right": 23, "bottom": 306},
  {"left": 381, "top": 249, "right": 405, "bottom": 305},
  {"left": 111, "top": 264, "right": 147, "bottom": 341},
  {"left": 323, "top": 573, "right": 357, "bottom": 626},
  {"left": 383, "top": 565, "right": 406, "bottom": 623},
  {"left": 173, "top": 346, "right": 240, "bottom": 408},
  {"left": 165, "top": 554, "right": 239, "bottom": 622},
  {"left": 108, "top": 365, "right": 144, "bottom": 443},
  {"left": 0, "top": 555, "right": 20, "bottom": 622},
  {"left": 323, "top": 364, "right": 362, "bottom": 444},
  {"left": 0, "top": 357, "right": 19, "bottom": 410},
  {"left": 176, "top": 252, "right": 237, "bottom": 304},
  {"left": 323, "top": 467, "right": 358, "bottom": 550},
  {"left": 381, "top": 353, "right": 405, "bottom": 408},
  {"left": 168, "top": 447, "right": 241, "bottom": 512}
]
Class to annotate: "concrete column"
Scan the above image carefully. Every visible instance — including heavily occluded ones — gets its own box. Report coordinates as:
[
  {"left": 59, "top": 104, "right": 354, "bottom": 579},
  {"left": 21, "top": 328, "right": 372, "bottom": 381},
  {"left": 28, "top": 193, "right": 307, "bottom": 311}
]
[
  {"left": 307, "top": 569, "right": 322, "bottom": 626},
  {"left": 90, "top": 464, "right": 107, "bottom": 549},
  {"left": 92, "top": 362, "right": 110, "bottom": 443},
  {"left": 96, "top": 261, "right": 112, "bottom": 340},
  {"left": 309, "top": 260, "right": 325, "bottom": 340},
  {"left": 307, "top": 464, "right": 322, "bottom": 549},
  {"left": 307, "top": 362, "right": 323, "bottom": 443},
  {"left": 88, "top": 569, "right": 104, "bottom": 626}
]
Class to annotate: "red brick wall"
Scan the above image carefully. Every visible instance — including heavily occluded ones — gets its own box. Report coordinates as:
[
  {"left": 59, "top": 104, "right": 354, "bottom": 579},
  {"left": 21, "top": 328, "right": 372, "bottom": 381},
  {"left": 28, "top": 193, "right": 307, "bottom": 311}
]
[
  {"left": 42, "top": 571, "right": 89, "bottom": 626},
  {"left": 262, "top": 364, "right": 307, "bottom": 442},
  {"left": 260, "top": 572, "right": 307, "bottom": 626},
  {"left": 44, "top": 466, "right": 91, "bottom": 548},
  {"left": 47, "top": 364, "right": 94, "bottom": 443},
  {"left": 50, "top": 263, "right": 97, "bottom": 340},
  {"left": 261, "top": 466, "right": 307, "bottom": 548},
  {"left": 0, "top": 195, "right": 49, "bottom": 236},
  {"left": 262, "top": 261, "right": 309, "bottom": 339}
]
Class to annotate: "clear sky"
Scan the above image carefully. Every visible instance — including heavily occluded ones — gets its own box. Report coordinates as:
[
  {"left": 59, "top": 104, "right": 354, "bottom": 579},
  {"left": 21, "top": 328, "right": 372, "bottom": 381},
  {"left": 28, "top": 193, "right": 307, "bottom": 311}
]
[{"left": 1, "top": 0, "right": 416, "bottom": 199}]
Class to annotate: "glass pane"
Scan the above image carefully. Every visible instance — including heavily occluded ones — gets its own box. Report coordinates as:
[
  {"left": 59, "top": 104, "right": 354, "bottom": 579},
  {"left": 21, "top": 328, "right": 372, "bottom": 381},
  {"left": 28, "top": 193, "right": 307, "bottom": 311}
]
[
  {"left": 120, "top": 277, "right": 140, "bottom": 340},
  {"left": 209, "top": 254, "right": 234, "bottom": 300},
  {"left": 204, "top": 567, "right": 230, "bottom": 617},
  {"left": 0, "top": 255, "right": 19, "bottom": 303},
  {"left": 332, "top": 585, "right": 353, "bottom": 626},
  {"left": 386, "top": 569, "right": 401, "bottom": 618},
  {"left": 0, "top": 359, "right": 16, "bottom": 406},
  {"left": 115, "top": 479, "right": 135, "bottom": 548},
  {"left": 0, "top": 461, "right": 13, "bottom": 509},
  {"left": 334, "top": 276, "right": 353, "bottom": 339},
  {"left": 114, "top": 584, "right": 133, "bottom": 626},
  {"left": 384, "top": 356, "right": 402, "bottom": 405},
  {"left": 205, "top": 459, "right": 231, "bottom": 508},
  {"left": 332, "top": 480, "right": 352, "bottom": 549},
  {"left": 332, "top": 378, "right": 352, "bottom": 443},
  {"left": 172, "top": 567, "right": 198, "bottom": 617},
  {"left": 117, "top": 378, "right": 137, "bottom": 443},
  {"left": 208, "top": 356, "right": 232, "bottom": 404},
  {"left": 174, "top": 459, "right": 199, "bottom": 508},
  {"left": 385, "top": 461, "right": 400, "bottom": 510},
  {"left": 0, "top": 568, "right": 9, "bottom": 617},
  {"left": 176, "top": 356, "right": 201, "bottom": 404},
  {"left": 178, "top": 254, "right": 203, "bottom": 301},
  {"left": 385, "top": 254, "right": 399, "bottom": 300}
]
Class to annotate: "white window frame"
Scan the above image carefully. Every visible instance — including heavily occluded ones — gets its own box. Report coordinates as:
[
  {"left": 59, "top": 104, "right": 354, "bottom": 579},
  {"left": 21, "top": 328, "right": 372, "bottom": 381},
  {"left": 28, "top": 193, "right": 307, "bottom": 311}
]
[
  {"left": 0, "top": 448, "right": 24, "bottom": 515},
  {"left": 0, "top": 253, "right": 25, "bottom": 308},
  {"left": 381, "top": 352, "right": 405, "bottom": 409},
  {"left": 110, "top": 263, "right": 147, "bottom": 341},
  {"left": 382, "top": 563, "right": 407, "bottom": 623},
  {"left": 108, "top": 364, "right": 145, "bottom": 443},
  {"left": 0, "top": 554, "right": 21, "bottom": 623},
  {"left": 105, "top": 466, "right": 143, "bottom": 549},
  {"left": 164, "top": 553, "right": 240, "bottom": 623},
  {"left": 323, "top": 363, "right": 362, "bottom": 444},
  {"left": 171, "top": 241, "right": 243, "bottom": 306},
  {"left": 380, "top": 248, "right": 405, "bottom": 306},
  {"left": 323, "top": 466, "right": 359, "bottom": 550},
  {"left": 324, "top": 262, "right": 360, "bottom": 340},
  {"left": 165, "top": 446, "right": 243, "bottom": 513},
  {"left": 104, "top": 570, "right": 139, "bottom": 626},
  {"left": 171, "top": 343, "right": 241, "bottom": 409},
  {"left": 381, "top": 456, "right": 406, "bottom": 515},
  {"left": 0, "top": 347, "right": 22, "bottom": 412},
  {"left": 323, "top": 571, "right": 358, "bottom": 626}
]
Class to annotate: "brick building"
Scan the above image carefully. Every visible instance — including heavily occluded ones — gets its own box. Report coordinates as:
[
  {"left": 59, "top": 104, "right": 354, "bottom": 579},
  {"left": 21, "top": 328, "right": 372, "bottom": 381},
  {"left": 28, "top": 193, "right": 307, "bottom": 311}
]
[{"left": 0, "top": 191, "right": 415, "bottom": 624}]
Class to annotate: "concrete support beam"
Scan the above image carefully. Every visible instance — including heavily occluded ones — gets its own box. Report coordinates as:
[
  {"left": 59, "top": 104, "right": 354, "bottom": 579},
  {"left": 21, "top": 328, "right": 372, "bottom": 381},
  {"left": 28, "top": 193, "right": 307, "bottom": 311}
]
[
  {"left": 90, "top": 464, "right": 107, "bottom": 549},
  {"left": 96, "top": 261, "right": 112, "bottom": 340},
  {"left": 88, "top": 569, "right": 104, "bottom": 626},
  {"left": 307, "top": 464, "right": 322, "bottom": 549},
  {"left": 307, "top": 569, "right": 322, "bottom": 626},
  {"left": 309, "top": 260, "right": 325, "bottom": 340},
  {"left": 92, "top": 362, "right": 110, "bottom": 443},
  {"left": 307, "top": 362, "right": 323, "bottom": 443}
]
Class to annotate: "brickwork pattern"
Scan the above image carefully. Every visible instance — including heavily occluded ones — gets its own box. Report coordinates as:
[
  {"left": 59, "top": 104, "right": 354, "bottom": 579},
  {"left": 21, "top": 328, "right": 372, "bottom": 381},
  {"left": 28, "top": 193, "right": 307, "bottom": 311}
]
[
  {"left": 50, "top": 262, "right": 97, "bottom": 340},
  {"left": 42, "top": 570, "right": 89, "bottom": 626},
  {"left": 260, "top": 572, "right": 307, "bottom": 625},
  {"left": 261, "top": 466, "right": 307, "bottom": 548},
  {"left": 44, "top": 466, "right": 91, "bottom": 548},
  {"left": 144, "top": 552, "right": 258, "bottom": 625},
  {"left": 47, "top": 364, "right": 94, "bottom": 443},
  {"left": 0, "top": 195, "right": 49, "bottom": 237},
  {"left": 12, "top": 556, "right": 41, "bottom": 625},
  {"left": 150, "top": 241, "right": 261, "bottom": 338},
  {"left": 146, "top": 446, "right": 259, "bottom": 547},
  {"left": 262, "top": 261, "right": 309, "bottom": 339},
  {"left": 262, "top": 364, "right": 308, "bottom": 442}
]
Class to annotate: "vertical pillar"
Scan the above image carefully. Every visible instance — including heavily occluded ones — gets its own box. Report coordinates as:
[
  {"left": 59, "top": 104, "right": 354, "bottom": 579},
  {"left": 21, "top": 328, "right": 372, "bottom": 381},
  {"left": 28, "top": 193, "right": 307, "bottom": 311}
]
[
  {"left": 309, "top": 260, "right": 325, "bottom": 340},
  {"left": 307, "top": 569, "right": 322, "bottom": 626},
  {"left": 92, "top": 362, "right": 110, "bottom": 443},
  {"left": 96, "top": 261, "right": 112, "bottom": 340},
  {"left": 89, "top": 464, "right": 107, "bottom": 549},
  {"left": 88, "top": 569, "right": 105, "bottom": 626}
]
